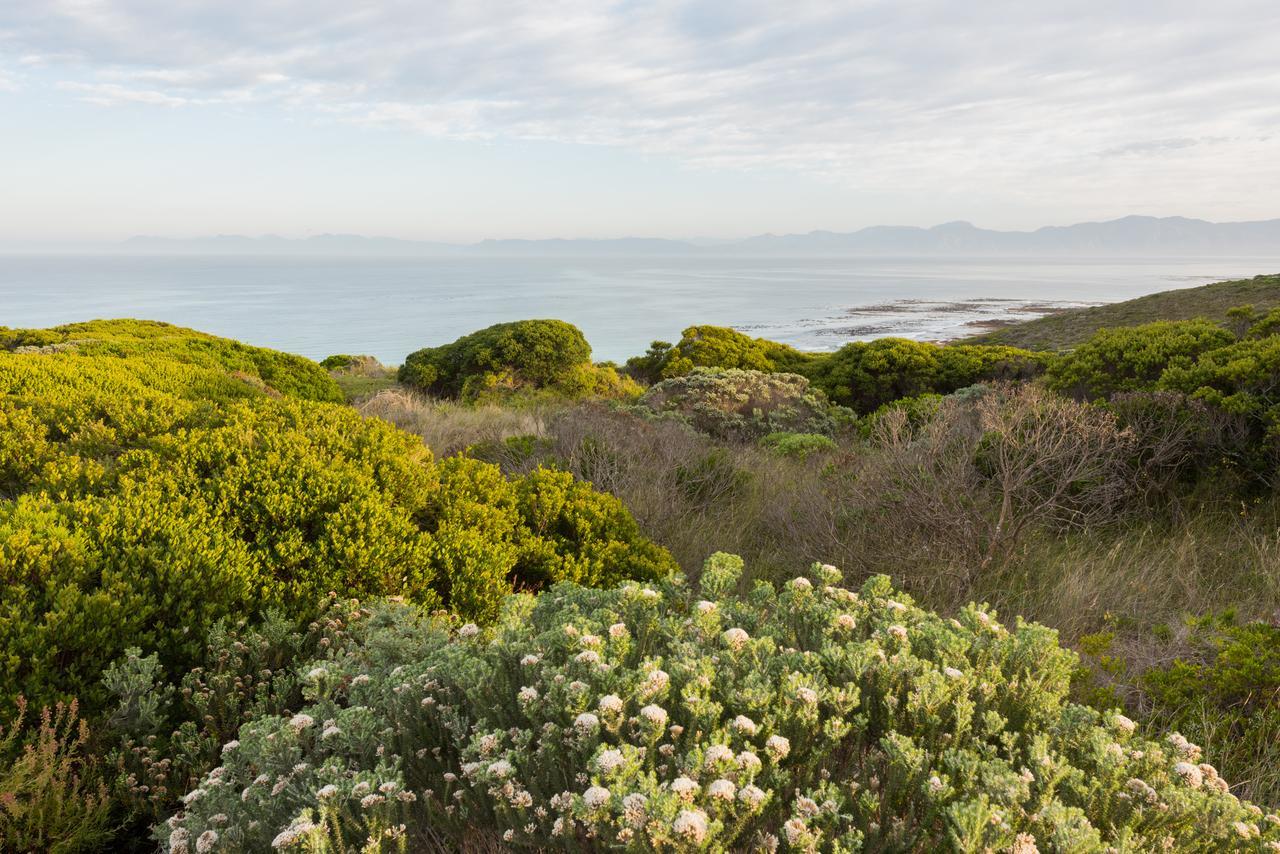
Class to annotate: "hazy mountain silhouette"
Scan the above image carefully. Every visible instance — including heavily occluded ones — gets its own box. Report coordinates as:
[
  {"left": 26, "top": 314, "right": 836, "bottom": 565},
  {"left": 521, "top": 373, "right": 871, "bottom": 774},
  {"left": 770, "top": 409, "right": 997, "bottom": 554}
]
[{"left": 121, "top": 216, "right": 1280, "bottom": 256}]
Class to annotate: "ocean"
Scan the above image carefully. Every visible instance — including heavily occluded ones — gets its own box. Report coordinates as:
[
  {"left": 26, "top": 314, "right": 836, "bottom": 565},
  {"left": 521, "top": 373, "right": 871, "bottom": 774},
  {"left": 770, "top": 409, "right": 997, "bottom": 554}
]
[{"left": 2, "top": 254, "right": 1277, "bottom": 363}]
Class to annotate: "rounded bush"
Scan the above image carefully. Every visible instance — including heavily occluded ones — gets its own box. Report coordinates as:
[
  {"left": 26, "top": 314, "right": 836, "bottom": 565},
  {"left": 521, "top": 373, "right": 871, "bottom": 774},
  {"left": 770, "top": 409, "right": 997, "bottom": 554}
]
[
  {"left": 399, "top": 320, "right": 635, "bottom": 402},
  {"left": 639, "top": 368, "right": 854, "bottom": 441}
]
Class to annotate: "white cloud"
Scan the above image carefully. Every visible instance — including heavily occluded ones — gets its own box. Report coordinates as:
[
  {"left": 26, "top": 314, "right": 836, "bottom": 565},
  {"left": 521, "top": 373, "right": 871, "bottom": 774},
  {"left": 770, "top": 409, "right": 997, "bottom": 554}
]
[{"left": 3, "top": 0, "right": 1280, "bottom": 222}]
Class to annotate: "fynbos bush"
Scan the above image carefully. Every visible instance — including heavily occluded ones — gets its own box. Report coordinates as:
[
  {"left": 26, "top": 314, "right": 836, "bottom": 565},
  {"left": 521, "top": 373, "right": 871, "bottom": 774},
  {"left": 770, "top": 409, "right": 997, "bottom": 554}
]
[{"left": 166, "top": 555, "right": 1279, "bottom": 852}]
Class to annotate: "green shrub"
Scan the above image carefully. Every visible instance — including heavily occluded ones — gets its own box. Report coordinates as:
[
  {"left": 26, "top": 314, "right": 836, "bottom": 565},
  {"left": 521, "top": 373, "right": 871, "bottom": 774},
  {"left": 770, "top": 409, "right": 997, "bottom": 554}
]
[
  {"left": 807, "top": 339, "right": 1044, "bottom": 413},
  {"left": 399, "top": 320, "right": 636, "bottom": 402},
  {"left": 1140, "top": 614, "right": 1280, "bottom": 806},
  {"left": 759, "top": 432, "right": 838, "bottom": 460},
  {"left": 1, "top": 319, "right": 343, "bottom": 404},
  {"left": 625, "top": 326, "right": 817, "bottom": 383},
  {"left": 638, "top": 368, "right": 854, "bottom": 441},
  {"left": 1046, "top": 321, "right": 1235, "bottom": 401},
  {"left": 165, "top": 555, "right": 1280, "bottom": 851},
  {"left": 0, "top": 329, "right": 673, "bottom": 717},
  {"left": 1158, "top": 335, "right": 1280, "bottom": 434},
  {"left": 0, "top": 697, "right": 113, "bottom": 853}
]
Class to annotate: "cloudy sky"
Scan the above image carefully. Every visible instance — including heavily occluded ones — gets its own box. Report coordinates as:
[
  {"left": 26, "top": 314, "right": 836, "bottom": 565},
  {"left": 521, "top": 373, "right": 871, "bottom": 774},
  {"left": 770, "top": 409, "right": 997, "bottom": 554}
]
[{"left": 2, "top": 1, "right": 1279, "bottom": 242}]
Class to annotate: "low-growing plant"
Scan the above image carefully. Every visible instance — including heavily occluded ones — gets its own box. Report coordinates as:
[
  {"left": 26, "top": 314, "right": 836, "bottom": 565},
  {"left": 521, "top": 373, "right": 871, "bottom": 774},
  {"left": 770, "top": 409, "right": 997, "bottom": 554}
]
[
  {"left": 1139, "top": 614, "right": 1280, "bottom": 806},
  {"left": 165, "top": 555, "right": 1280, "bottom": 851},
  {"left": 638, "top": 368, "right": 854, "bottom": 441},
  {"left": 0, "top": 697, "right": 113, "bottom": 853},
  {"left": 759, "top": 432, "right": 838, "bottom": 460}
]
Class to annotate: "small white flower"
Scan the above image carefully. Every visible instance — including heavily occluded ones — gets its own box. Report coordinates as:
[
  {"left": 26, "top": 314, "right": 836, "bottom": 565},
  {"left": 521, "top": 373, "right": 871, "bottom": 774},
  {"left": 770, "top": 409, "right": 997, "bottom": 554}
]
[
  {"left": 1174, "top": 761, "right": 1203, "bottom": 789},
  {"left": 288, "top": 713, "right": 314, "bottom": 731},
  {"left": 791, "top": 576, "right": 812, "bottom": 591},
  {"left": 708, "top": 778, "right": 736, "bottom": 800},
  {"left": 520, "top": 654, "right": 541, "bottom": 666},
  {"left": 738, "top": 784, "right": 767, "bottom": 807},
  {"left": 608, "top": 622, "right": 629, "bottom": 639},
  {"left": 361, "top": 793, "right": 385, "bottom": 808},
  {"left": 503, "top": 829, "right": 515, "bottom": 842},
  {"left": 696, "top": 600, "right": 717, "bottom": 615},
  {"left": 575, "top": 650, "right": 601, "bottom": 665},
  {"left": 722, "top": 627, "right": 750, "bottom": 649},
  {"left": 733, "top": 714, "right": 758, "bottom": 736},
  {"left": 182, "top": 789, "right": 205, "bottom": 805},
  {"left": 458, "top": 623, "right": 479, "bottom": 638},
  {"left": 783, "top": 818, "right": 808, "bottom": 845},
  {"left": 580, "top": 633, "right": 601, "bottom": 648},
  {"left": 1112, "top": 714, "right": 1136, "bottom": 734},
  {"left": 927, "top": 775, "right": 944, "bottom": 794},
  {"left": 321, "top": 725, "right": 341, "bottom": 739},
  {"left": 518, "top": 686, "right": 539, "bottom": 703},
  {"left": 598, "top": 693, "right": 624, "bottom": 714},
  {"left": 705, "top": 744, "right": 734, "bottom": 765},
  {"left": 672, "top": 809, "right": 709, "bottom": 842},
  {"left": 351, "top": 674, "right": 371, "bottom": 685},
  {"left": 795, "top": 686, "right": 818, "bottom": 705},
  {"left": 834, "top": 613, "right": 856, "bottom": 630},
  {"left": 316, "top": 784, "right": 339, "bottom": 799},
  {"left": 641, "top": 669, "right": 670, "bottom": 697},
  {"left": 583, "top": 785, "right": 611, "bottom": 808},
  {"left": 221, "top": 740, "right": 239, "bottom": 755},
  {"left": 195, "top": 830, "right": 219, "bottom": 853},
  {"left": 886, "top": 599, "right": 908, "bottom": 613},
  {"left": 574, "top": 712, "right": 600, "bottom": 733},
  {"left": 488, "top": 760, "right": 514, "bottom": 778},
  {"left": 670, "top": 776, "right": 699, "bottom": 800},
  {"left": 640, "top": 704, "right": 668, "bottom": 727},
  {"left": 766, "top": 734, "right": 791, "bottom": 758},
  {"left": 737, "top": 750, "right": 762, "bottom": 772},
  {"left": 595, "top": 748, "right": 625, "bottom": 775},
  {"left": 887, "top": 624, "right": 909, "bottom": 641},
  {"left": 943, "top": 666, "right": 964, "bottom": 680}
]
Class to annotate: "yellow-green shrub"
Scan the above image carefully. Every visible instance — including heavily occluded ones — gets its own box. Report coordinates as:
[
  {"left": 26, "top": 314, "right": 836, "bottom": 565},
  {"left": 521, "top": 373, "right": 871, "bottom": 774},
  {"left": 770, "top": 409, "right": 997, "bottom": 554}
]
[
  {"left": 399, "top": 319, "right": 637, "bottom": 403},
  {"left": 0, "top": 326, "right": 674, "bottom": 717}
]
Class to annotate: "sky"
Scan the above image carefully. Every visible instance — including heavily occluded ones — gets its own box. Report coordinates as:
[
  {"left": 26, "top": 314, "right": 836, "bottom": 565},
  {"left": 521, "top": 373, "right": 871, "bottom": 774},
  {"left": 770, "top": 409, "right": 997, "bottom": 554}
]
[{"left": 2, "top": 1, "right": 1280, "bottom": 243}]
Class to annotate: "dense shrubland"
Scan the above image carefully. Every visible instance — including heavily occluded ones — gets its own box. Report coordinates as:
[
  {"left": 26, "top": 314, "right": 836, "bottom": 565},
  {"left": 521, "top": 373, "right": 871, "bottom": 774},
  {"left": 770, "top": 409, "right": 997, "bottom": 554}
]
[
  {"left": 164, "top": 556, "right": 1280, "bottom": 852},
  {"left": 0, "top": 320, "right": 675, "bottom": 849},
  {"left": 6, "top": 283, "right": 1280, "bottom": 851}
]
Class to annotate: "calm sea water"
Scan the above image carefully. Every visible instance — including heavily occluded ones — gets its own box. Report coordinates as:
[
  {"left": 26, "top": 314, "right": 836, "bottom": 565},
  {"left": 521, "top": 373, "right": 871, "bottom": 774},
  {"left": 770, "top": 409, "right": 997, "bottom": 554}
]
[{"left": 1, "top": 255, "right": 1277, "bottom": 363}]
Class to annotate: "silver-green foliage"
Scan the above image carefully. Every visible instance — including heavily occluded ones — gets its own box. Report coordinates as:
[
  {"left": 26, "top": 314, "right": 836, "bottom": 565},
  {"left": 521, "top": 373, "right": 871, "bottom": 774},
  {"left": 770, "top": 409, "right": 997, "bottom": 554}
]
[{"left": 164, "top": 555, "right": 1279, "bottom": 852}]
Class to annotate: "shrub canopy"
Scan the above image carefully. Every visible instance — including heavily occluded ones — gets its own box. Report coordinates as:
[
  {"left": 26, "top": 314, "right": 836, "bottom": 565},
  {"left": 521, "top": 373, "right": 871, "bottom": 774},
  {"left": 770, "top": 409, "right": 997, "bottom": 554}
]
[
  {"left": 806, "top": 339, "right": 1046, "bottom": 414},
  {"left": 1046, "top": 320, "right": 1236, "bottom": 401},
  {"left": 625, "top": 326, "right": 817, "bottom": 384},
  {"left": 165, "top": 555, "right": 1280, "bottom": 852},
  {"left": 639, "top": 368, "right": 854, "bottom": 441},
  {"left": 0, "top": 322, "right": 674, "bottom": 715},
  {"left": 399, "top": 319, "right": 636, "bottom": 402}
]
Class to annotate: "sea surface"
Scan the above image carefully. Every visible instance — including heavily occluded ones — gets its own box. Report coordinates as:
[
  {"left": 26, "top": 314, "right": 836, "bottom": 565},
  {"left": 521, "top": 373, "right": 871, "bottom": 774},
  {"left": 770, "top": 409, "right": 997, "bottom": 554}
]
[{"left": 1, "top": 254, "right": 1277, "bottom": 363}]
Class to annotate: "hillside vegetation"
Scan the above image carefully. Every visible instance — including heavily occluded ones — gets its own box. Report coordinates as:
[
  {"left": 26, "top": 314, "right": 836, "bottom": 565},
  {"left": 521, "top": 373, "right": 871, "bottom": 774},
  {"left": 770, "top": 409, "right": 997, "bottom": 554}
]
[
  {"left": 5, "top": 296, "right": 1280, "bottom": 852},
  {"left": 969, "top": 273, "right": 1280, "bottom": 350}
]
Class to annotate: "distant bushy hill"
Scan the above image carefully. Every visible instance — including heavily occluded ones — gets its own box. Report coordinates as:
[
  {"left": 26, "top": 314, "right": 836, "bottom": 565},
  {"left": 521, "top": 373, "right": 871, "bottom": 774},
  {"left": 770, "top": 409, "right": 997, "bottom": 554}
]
[{"left": 969, "top": 273, "right": 1280, "bottom": 350}]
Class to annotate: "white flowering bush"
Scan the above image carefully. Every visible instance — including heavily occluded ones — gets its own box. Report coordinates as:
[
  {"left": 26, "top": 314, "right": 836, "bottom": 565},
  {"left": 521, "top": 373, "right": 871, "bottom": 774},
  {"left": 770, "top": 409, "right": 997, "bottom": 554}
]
[{"left": 163, "top": 555, "right": 1280, "bottom": 852}]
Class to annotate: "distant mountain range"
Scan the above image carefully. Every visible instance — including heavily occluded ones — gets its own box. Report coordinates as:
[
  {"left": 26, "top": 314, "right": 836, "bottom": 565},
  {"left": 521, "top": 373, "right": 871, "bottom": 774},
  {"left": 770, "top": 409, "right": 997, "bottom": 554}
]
[{"left": 120, "top": 216, "right": 1280, "bottom": 257}]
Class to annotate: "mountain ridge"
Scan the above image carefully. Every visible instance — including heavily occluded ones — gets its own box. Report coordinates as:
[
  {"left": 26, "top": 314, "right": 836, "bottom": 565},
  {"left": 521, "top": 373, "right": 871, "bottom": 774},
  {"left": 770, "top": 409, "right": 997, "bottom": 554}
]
[{"left": 117, "top": 215, "right": 1280, "bottom": 257}]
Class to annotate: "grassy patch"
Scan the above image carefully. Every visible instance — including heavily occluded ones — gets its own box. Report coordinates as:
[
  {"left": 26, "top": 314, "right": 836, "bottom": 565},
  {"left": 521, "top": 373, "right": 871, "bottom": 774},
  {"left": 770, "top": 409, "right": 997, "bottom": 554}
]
[{"left": 967, "top": 273, "right": 1280, "bottom": 350}]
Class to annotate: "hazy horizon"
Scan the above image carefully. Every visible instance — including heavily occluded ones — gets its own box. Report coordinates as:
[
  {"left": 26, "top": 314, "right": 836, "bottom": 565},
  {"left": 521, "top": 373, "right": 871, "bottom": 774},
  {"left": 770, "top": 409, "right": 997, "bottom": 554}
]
[{"left": 3, "top": 2, "right": 1280, "bottom": 243}]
